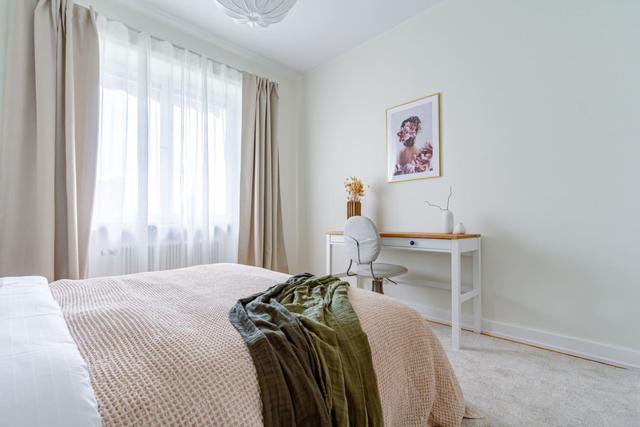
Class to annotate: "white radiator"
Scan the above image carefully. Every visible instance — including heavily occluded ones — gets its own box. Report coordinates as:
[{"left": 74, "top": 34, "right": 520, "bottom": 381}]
[
  {"left": 120, "top": 240, "right": 200, "bottom": 274},
  {"left": 89, "top": 226, "right": 229, "bottom": 277}
]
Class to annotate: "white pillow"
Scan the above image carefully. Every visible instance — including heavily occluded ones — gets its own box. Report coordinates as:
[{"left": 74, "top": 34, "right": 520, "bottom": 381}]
[{"left": 0, "top": 276, "right": 101, "bottom": 427}]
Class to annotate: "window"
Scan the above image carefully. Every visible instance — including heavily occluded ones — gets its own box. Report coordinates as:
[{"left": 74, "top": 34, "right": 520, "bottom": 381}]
[{"left": 87, "top": 18, "right": 242, "bottom": 277}]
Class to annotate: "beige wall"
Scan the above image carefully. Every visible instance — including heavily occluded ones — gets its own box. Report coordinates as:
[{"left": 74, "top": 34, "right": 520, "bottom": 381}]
[{"left": 300, "top": 0, "right": 640, "bottom": 356}]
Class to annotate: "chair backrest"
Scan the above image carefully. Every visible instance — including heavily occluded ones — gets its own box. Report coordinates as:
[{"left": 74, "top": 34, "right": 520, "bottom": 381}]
[{"left": 344, "top": 216, "right": 381, "bottom": 264}]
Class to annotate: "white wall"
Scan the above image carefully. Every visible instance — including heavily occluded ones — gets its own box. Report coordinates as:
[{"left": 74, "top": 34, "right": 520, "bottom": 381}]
[
  {"left": 0, "top": 0, "right": 303, "bottom": 272},
  {"left": 300, "top": 0, "right": 640, "bottom": 362}
]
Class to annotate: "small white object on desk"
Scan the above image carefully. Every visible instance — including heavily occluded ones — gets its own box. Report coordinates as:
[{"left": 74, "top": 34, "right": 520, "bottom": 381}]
[{"left": 453, "top": 222, "right": 466, "bottom": 234}]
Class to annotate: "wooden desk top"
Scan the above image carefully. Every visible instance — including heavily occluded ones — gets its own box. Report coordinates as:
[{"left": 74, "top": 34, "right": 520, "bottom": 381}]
[{"left": 327, "top": 231, "right": 481, "bottom": 240}]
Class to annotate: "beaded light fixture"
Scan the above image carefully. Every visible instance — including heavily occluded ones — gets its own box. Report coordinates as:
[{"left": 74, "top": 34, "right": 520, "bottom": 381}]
[{"left": 215, "top": 0, "right": 298, "bottom": 28}]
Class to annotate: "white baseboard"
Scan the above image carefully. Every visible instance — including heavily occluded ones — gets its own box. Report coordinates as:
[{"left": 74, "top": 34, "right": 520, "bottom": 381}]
[{"left": 404, "top": 301, "right": 640, "bottom": 370}]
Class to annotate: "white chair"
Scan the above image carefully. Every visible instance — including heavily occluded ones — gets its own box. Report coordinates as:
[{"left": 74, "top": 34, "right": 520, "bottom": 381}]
[{"left": 344, "top": 216, "right": 408, "bottom": 294}]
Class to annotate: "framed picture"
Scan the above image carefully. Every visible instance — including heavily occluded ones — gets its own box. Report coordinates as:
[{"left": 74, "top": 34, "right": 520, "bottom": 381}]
[{"left": 386, "top": 93, "right": 440, "bottom": 182}]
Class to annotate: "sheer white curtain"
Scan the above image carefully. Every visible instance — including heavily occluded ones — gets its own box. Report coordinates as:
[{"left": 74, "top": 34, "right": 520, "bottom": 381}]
[{"left": 87, "top": 18, "right": 242, "bottom": 277}]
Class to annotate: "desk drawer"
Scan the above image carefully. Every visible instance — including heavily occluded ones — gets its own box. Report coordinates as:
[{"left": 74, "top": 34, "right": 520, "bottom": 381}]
[{"left": 382, "top": 237, "right": 451, "bottom": 251}]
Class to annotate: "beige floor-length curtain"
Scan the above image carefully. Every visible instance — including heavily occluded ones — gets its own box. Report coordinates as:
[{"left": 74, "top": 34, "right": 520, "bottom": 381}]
[
  {"left": 238, "top": 74, "right": 289, "bottom": 273},
  {"left": 0, "top": 0, "right": 99, "bottom": 281}
]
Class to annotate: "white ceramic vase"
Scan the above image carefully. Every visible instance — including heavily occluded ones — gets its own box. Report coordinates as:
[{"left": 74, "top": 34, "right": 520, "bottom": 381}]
[{"left": 441, "top": 210, "right": 454, "bottom": 234}]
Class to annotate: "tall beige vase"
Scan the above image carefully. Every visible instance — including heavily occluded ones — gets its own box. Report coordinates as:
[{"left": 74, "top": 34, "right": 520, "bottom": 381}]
[{"left": 347, "top": 201, "right": 361, "bottom": 218}]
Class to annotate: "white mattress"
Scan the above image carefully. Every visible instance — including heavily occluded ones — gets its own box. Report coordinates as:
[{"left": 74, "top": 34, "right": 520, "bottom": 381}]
[{"left": 0, "top": 276, "right": 100, "bottom": 427}]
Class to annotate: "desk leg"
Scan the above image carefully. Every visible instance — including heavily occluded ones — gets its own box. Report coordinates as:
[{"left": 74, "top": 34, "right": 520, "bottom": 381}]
[
  {"left": 325, "top": 235, "right": 332, "bottom": 275},
  {"left": 451, "top": 240, "right": 461, "bottom": 350},
  {"left": 472, "top": 243, "right": 482, "bottom": 334}
]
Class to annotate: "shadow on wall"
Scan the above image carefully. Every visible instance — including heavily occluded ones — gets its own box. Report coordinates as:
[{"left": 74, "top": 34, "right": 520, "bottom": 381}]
[{"left": 479, "top": 217, "right": 609, "bottom": 341}]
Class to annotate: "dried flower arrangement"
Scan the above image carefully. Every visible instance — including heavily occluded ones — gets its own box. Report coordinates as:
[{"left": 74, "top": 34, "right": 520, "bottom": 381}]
[{"left": 344, "top": 176, "right": 365, "bottom": 202}]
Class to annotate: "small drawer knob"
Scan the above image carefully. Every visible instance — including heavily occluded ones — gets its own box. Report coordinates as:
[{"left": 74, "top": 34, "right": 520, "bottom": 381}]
[{"left": 409, "top": 240, "right": 416, "bottom": 246}]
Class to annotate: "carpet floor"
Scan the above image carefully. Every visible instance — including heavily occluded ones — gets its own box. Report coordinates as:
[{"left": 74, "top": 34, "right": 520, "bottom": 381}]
[{"left": 429, "top": 322, "right": 640, "bottom": 427}]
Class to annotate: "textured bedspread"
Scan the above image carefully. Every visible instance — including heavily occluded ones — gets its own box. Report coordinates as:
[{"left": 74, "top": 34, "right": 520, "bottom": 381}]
[{"left": 50, "top": 263, "right": 467, "bottom": 426}]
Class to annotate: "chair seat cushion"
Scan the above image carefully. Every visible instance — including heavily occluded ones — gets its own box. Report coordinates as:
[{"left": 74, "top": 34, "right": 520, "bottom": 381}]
[{"left": 355, "top": 263, "right": 408, "bottom": 278}]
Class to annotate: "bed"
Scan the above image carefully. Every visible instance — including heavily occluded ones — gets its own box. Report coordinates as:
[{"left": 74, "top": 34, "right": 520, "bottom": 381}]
[{"left": 4, "top": 263, "right": 469, "bottom": 426}]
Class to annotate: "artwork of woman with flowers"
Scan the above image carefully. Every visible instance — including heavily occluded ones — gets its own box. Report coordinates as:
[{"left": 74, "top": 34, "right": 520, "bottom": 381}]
[{"left": 386, "top": 93, "right": 440, "bottom": 182}]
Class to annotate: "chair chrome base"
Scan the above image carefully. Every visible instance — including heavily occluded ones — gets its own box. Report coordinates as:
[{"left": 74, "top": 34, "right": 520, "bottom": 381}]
[{"left": 372, "top": 278, "right": 384, "bottom": 294}]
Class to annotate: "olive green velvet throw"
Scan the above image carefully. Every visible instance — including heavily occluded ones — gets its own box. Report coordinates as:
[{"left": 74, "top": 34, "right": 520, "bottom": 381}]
[{"left": 229, "top": 274, "right": 383, "bottom": 427}]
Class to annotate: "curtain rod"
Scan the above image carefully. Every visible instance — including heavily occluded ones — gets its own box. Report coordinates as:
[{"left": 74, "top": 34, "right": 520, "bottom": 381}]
[
  {"left": 98, "top": 13, "right": 249, "bottom": 77},
  {"left": 80, "top": 3, "right": 278, "bottom": 83}
]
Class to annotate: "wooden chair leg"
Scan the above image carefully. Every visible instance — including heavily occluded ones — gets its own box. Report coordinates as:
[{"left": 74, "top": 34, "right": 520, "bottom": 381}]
[{"left": 372, "top": 278, "right": 384, "bottom": 294}]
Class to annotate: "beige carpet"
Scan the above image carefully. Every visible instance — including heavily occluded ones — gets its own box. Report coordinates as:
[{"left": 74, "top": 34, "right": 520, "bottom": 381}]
[{"left": 429, "top": 322, "right": 640, "bottom": 427}]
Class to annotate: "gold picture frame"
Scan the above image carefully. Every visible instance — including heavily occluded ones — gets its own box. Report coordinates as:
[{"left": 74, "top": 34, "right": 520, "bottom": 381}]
[{"left": 386, "top": 92, "right": 441, "bottom": 183}]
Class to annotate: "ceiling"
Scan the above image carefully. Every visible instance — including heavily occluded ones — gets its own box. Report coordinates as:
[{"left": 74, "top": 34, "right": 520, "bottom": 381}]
[{"left": 113, "top": 0, "right": 444, "bottom": 72}]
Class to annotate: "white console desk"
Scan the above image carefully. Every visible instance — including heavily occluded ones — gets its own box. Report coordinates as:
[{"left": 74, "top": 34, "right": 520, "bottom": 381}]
[{"left": 325, "top": 231, "right": 482, "bottom": 350}]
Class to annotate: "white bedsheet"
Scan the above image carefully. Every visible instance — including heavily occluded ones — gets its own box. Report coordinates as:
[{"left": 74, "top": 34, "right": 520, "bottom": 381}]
[{"left": 0, "top": 276, "right": 100, "bottom": 427}]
